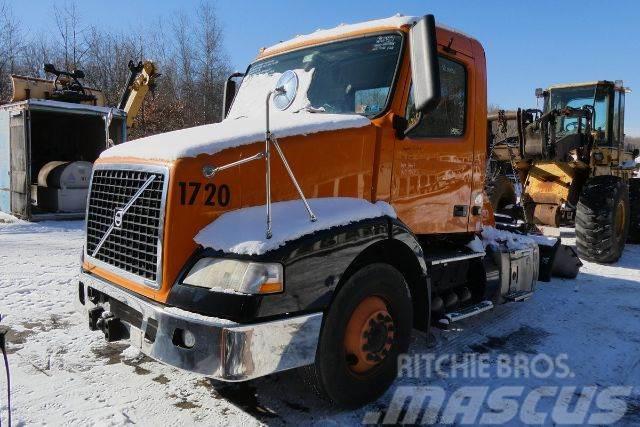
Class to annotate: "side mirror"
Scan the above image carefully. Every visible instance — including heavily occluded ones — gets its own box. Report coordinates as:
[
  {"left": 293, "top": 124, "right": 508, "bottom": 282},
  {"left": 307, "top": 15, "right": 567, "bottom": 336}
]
[
  {"left": 409, "top": 15, "right": 441, "bottom": 113},
  {"left": 222, "top": 72, "right": 245, "bottom": 119},
  {"left": 535, "top": 88, "right": 544, "bottom": 98}
]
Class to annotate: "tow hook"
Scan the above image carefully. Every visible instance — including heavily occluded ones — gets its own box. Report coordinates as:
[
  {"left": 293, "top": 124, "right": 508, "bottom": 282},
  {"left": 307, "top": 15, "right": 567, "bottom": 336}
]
[
  {"left": 88, "top": 307, "right": 104, "bottom": 331},
  {"left": 89, "top": 307, "right": 128, "bottom": 342}
]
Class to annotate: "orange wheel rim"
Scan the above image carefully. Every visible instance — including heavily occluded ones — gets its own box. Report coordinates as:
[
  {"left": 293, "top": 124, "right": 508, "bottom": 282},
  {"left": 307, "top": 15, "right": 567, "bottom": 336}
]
[{"left": 344, "top": 296, "right": 395, "bottom": 374}]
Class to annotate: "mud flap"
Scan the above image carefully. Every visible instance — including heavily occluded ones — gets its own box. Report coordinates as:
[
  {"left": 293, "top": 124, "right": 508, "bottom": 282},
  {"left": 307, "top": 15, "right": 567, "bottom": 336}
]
[
  {"left": 537, "top": 240, "right": 582, "bottom": 281},
  {"left": 537, "top": 240, "right": 560, "bottom": 282},
  {"left": 551, "top": 244, "right": 582, "bottom": 279}
]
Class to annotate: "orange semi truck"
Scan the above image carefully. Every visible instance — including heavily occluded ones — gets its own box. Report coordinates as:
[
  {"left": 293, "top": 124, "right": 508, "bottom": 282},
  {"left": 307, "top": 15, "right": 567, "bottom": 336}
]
[{"left": 78, "top": 15, "right": 562, "bottom": 406}]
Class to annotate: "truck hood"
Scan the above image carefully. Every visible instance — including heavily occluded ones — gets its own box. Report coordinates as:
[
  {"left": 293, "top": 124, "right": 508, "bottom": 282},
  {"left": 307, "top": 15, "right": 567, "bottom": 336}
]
[
  {"left": 100, "top": 112, "right": 371, "bottom": 162},
  {"left": 101, "top": 68, "right": 371, "bottom": 162}
]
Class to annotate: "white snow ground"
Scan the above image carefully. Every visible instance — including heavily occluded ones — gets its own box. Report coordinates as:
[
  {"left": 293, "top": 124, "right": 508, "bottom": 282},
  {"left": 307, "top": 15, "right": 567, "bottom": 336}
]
[{"left": 1, "top": 219, "right": 640, "bottom": 425}]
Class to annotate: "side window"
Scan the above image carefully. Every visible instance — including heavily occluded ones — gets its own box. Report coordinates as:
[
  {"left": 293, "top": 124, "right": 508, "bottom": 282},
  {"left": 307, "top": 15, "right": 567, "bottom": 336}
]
[{"left": 405, "top": 56, "right": 467, "bottom": 138}]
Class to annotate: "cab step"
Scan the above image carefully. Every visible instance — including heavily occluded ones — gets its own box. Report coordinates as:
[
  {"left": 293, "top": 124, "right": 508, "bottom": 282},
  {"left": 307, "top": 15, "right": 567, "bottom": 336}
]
[
  {"left": 504, "top": 290, "right": 534, "bottom": 302},
  {"left": 439, "top": 300, "right": 494, "bottom": 326}
]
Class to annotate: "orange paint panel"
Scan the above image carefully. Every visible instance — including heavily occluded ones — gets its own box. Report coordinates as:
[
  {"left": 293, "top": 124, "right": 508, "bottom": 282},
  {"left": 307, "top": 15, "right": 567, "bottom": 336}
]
[{"left": 389, "top": 34, "right": 485, "bottom": 234}]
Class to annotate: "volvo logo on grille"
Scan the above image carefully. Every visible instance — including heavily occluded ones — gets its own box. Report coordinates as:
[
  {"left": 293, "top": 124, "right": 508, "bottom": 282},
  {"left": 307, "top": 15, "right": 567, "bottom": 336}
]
[{"left": 114, "top": 208, "right": 125, "bottom": 228}]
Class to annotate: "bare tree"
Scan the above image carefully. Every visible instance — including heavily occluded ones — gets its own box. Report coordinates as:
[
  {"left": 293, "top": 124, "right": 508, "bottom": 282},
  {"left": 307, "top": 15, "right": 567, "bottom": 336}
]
[
  {"left": 0, "top": 1, "right": 24, "bottom": 101},
  {"left": 0, "top": 0, "right": 231, "bottom": 138},
  {"left": 54, "top": 2, "right": 87, "bottom": 70}
]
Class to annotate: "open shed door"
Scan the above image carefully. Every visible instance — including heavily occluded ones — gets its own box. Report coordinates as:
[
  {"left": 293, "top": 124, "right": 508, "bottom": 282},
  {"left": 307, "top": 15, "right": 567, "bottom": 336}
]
[
  {"left": 0, "top": 111, "right": 10, "bottom": 213},
  {"left": 10, "top": 111, "right": 29, "bottom": 218}
]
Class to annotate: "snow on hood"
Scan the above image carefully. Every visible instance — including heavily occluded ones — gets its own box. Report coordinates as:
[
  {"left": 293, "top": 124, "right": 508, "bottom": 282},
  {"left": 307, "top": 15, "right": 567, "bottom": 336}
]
[
  {"left": 100, "top": 68, "right": 370, "bottom": 162},
  {"left": 194, "top": 197, "right": 396, "bottom": 255}
]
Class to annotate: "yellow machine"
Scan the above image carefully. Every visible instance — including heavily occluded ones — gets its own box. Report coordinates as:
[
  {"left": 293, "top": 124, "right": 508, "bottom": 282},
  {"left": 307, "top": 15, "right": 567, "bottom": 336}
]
[
  {"left": 488, "top": 81, "right": 640, "bottom": 263},
  {"left": 117, "top": 60, "right": 159, "bottom": 128},
  {"left": 11, "top": 73, "right": 106, "bottom": 106},
  {"left": 10, "top": 60, "right": 158, "bottom": 128}
]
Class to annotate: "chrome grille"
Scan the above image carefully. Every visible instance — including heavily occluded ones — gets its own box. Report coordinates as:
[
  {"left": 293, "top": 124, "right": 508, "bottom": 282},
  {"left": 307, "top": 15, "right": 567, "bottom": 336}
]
[{"left": 85, "top": 165, "right": 168, "bottom": 286}]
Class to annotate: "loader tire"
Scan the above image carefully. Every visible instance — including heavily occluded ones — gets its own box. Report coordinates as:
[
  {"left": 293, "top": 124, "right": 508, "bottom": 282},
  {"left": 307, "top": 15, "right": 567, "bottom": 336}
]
[
  {"left": 628, "top": 178, "right": 640, "bottom": 243},
  {"left": 301, "top": 263, "right": 412, "bottom": 408},
  {"left": 575, "top": 176, "right": 630, "bottom": 263},
  {"left": 488, "top": 175, "right": 517, "bottom": 213}
]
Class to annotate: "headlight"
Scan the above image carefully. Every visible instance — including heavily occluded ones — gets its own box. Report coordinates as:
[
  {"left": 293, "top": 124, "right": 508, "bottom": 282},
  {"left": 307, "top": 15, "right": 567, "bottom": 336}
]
[
  {"left": 182, "top": 258, "right": 283, "bottom": 295},
  {"left": 593, "top": 151, "right": 604, "bottom": 162}
]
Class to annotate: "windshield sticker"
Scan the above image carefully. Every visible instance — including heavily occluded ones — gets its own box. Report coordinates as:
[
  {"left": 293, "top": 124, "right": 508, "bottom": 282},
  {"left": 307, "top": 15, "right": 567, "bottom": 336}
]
[
  {"left": 372, "top": 35, "right": 398, "bottom": 51},
  {"left": 249, "top": 59, "right": 279, "bottom": 75},
  {"left": 441, "top": 63, "right": 456, "bottom": 74}
]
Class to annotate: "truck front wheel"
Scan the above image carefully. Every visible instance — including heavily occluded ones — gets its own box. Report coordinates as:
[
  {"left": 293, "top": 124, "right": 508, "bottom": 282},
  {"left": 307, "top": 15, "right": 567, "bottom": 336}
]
[
  {"left": 575, "top": 176, "right": 630, "bottom": 263},
  {"left": 302, "top": 263, "right": 413, "bottom": 407}
]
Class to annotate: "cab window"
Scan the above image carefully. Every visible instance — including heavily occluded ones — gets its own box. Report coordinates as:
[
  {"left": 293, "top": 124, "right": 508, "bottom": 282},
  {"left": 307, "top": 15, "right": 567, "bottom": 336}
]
[{"left": 405, "top": 56, "right": 467, "bottom": 138}]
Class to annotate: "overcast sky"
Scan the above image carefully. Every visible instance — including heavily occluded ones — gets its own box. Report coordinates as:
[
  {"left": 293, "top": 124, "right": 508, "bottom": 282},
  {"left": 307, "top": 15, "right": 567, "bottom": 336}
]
[{"left": 13, "top": 0, "right": 640, "bottom": 135}]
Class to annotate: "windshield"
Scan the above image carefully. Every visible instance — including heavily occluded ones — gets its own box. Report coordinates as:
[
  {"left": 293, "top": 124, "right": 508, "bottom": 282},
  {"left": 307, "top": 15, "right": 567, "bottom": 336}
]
[
  {"left": 547, "top": 85, "right": 609, "bottom": 140},
  {"left": 229, "top": 34, "right": 403, "bottom": 118}
]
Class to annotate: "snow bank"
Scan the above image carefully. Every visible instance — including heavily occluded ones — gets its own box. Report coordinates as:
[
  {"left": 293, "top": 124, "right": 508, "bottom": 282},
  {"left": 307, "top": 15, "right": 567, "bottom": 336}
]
[
  {"left": 100, "top": 68, "right": 370, "bottom": 162},
  {"left": 194, "top": 197, "right": 396, "bottom": 255},
  {"left": 467, "top": 226, "right": 557, "bottom": 252},
  {"left": 0, "top": 212, "right": 22, "bottom": 224}
]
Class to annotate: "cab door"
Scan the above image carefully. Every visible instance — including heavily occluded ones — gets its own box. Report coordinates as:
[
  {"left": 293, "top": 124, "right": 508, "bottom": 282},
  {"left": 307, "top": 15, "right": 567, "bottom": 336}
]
[{"left": 390, "top": 50, "right": 476, "bottom": 234}]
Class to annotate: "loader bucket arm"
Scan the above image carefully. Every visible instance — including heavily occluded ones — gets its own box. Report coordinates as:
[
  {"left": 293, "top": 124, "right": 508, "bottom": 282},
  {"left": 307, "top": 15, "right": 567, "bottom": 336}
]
[{"left": 118, "top": 60, "right": 160, "bottom": 128}]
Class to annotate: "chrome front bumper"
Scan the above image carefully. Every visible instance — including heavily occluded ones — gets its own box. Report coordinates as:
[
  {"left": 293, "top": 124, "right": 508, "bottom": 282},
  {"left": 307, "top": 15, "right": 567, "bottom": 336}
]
[{"left": 78, "top": 272, "right": 323, "bottom": 381}]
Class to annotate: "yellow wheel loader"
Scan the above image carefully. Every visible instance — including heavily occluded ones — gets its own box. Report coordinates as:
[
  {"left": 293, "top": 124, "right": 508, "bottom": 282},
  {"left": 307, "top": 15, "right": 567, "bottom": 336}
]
[{"left": 487, "top": 81, "right": 640, "bottom": 263}]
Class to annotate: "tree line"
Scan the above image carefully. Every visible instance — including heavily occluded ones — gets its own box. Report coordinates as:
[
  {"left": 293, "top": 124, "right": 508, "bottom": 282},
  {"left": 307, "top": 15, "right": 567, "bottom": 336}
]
[{"left": 0, "top": 1, "right": 231, "bottom": 139}]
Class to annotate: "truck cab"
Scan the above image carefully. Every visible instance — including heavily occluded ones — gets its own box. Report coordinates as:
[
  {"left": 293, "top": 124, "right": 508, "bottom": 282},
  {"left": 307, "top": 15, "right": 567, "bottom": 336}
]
[{"left": 78, "top": 15, "right": 543, "bottom": 406}]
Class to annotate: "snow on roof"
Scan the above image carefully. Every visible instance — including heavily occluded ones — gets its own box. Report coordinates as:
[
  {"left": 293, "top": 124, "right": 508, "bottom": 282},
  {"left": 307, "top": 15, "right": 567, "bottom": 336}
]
[
  {"left": 261, "top": 14, "right": 474, "bottom": 56},
  {"left": 1, "top": 99, "right": 125, "bottom": 116},
  {"left": 262, "top": 14, "right": 417, "bottom": 55},
  {"left": 100, "top": 67, "right": 371, "bottom": 161},
  {"left": 194, "top": 197, "right": 396, "bottom": 255}
]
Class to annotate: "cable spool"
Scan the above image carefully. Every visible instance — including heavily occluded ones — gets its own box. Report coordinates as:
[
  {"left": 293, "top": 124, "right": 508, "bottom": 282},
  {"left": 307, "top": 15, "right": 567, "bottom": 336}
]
[{"left": 37, "top": 161, "right": 92, "bottom": 190}]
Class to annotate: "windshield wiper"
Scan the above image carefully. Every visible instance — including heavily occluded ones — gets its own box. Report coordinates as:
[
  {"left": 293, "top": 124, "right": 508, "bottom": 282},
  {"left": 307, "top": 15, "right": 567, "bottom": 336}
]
[{"left": 294, "top": 105, "right": 326, "bottom": 114}]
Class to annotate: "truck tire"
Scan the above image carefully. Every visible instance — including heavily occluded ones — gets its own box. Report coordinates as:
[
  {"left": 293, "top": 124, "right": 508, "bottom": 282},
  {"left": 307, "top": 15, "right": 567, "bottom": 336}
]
[
  {"left": 575, "top": 176, "right": 630, "bottom": 263},
  {"left": 628, "top": 178, "right": 640, "bottom": 243},
  {"left": 302, "top": 263, "right": 413, "bottom": 408},
  {"left": 488, "top": 175, "right": 517, "bottom": 213}
]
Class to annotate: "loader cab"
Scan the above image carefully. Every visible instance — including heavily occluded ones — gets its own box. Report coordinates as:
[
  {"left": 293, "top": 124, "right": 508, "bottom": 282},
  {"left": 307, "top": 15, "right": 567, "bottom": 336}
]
[{"left": 541, "top": 81, "right": 626, "bottom": 148}]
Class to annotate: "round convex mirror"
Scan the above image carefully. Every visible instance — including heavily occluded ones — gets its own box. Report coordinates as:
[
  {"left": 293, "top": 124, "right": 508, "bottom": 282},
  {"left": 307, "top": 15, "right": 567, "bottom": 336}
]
[{"left": 272, "top": 70, "right": 298, "bottom": 110}]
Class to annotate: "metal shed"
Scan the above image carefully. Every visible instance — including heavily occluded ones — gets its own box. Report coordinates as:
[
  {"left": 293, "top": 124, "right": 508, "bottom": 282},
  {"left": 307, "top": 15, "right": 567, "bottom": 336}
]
[{"left": 0, "top": 99, "right": 126, "bottom": 220}]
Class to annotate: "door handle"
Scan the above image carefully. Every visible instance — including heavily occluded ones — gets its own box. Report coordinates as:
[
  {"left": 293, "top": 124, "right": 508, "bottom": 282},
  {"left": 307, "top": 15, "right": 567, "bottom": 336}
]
[{"left": 453, "top": 205, "right": 469, "bottom": 217}]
